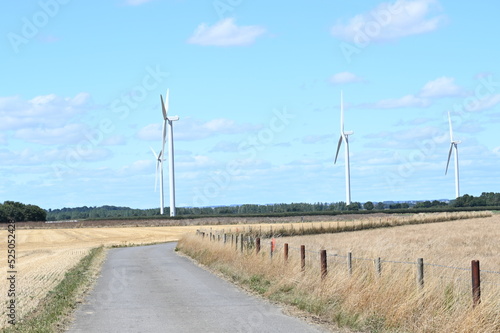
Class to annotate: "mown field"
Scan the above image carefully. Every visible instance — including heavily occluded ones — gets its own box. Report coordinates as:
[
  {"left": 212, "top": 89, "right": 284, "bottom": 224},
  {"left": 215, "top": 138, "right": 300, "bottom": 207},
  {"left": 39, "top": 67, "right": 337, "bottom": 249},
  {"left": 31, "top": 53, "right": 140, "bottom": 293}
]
[
  {"left": 178, "top": 212, "right": 500, "bottom": 333},
  {"left": 0, "top": 225, "right": 202, "bottom": 329}
]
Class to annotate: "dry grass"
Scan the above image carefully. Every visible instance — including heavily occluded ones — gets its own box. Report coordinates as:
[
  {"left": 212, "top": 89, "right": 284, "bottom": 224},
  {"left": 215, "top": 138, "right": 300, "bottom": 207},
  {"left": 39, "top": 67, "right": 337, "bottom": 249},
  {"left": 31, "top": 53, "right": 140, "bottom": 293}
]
[
  {"left": 0, "top": 225, "right": 200, "bottom": 328},
  {"left": 178, "top": 213, "right": 500, "bottom": 333},
  {"left": 198, "top": 211, "right": 493, "bottom": 237}
]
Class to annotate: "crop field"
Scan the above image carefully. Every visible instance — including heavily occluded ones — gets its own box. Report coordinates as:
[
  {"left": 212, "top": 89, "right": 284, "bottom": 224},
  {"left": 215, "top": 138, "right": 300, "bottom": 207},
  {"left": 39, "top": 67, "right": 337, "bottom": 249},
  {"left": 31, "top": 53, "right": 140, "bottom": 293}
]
[
  {"left": 0, "top": 225, "right": 201, "bottom": 328},
  {"left": 179, "top": 213, "right": 500, "bottom": 333}
]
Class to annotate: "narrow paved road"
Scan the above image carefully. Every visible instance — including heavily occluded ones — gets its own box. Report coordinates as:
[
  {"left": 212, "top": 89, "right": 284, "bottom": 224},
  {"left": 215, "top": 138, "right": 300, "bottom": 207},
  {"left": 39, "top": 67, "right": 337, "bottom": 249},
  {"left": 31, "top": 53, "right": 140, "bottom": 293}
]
[{"left": 67, "top": 243, "right": 328, "bottom": 333}]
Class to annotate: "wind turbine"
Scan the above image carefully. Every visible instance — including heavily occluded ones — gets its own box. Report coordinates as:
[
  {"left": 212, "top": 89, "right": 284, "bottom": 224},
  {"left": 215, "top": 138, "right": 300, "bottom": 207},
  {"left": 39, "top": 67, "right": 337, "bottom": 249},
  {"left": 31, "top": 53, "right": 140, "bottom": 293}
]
[
  {"left": 445, "top": 112, "right": 461, "bottom": 199},
  {"left": 150, "top": 147, "right": 164, "bottom": 214},
  {"left": 159, "top": 89, "right": 179, "bottom": 216},
  {"left": 334, "top": 90, "right": 353, "bottom": 205}
]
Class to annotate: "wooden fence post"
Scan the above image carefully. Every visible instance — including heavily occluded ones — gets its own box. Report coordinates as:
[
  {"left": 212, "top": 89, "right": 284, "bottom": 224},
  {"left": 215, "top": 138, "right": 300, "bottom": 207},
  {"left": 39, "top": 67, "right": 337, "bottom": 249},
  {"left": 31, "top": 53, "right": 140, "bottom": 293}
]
[
  {"left": 284, "top": 243, "right": 289, "bottom": 262},
  {"left": 320, "top": 250, "right": 327, "bottom": 279},
  {"left": 256, "top": 237, "right": 261, "bottom": 254},
  {"left": 240, "top": 234, "right": 244, "bottom": 253},
  {"left": 301, "top": 245, "right": 306, "bottom": 271},
  {"left": 347, "top": 252, "right": 352, "bottom": 275},
  {"left": 375, "top": 257, "right": 382, "bottom": 276},
  {"left": 417, "top": 258, "right": 424, "bottom": 289},
  {"left": 472, "top": 260, "right": 481, "bottom": 307},
  {"left": 224, "top": 233, "right": 227, "bottom": 244}
]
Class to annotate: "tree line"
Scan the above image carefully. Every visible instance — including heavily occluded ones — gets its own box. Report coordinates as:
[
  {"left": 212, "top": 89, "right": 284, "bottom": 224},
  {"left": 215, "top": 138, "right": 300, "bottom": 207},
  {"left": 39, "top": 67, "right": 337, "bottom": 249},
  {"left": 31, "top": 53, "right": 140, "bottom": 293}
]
[
  {"left": 0, "top": 201, "right": 47, "bottom": 222},
  {"left": 44, "top": 192, "right": 500, "bottom": 221},
  {"left": 4, "top": 192, "right": 499, "bottom": 222}
]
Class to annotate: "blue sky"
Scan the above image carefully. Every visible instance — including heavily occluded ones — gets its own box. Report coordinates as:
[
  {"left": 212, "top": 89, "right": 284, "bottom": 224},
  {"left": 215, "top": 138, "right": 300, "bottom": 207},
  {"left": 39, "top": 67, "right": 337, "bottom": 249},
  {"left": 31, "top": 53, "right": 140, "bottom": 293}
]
[{"left": 1, "top": 0, "right": 499, "bottom": 210}]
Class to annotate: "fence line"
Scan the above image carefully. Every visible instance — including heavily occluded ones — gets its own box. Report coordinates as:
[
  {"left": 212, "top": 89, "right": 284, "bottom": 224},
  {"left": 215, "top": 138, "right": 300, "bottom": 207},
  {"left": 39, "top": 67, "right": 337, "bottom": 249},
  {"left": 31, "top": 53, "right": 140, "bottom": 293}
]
[{"left": 195, "top": 229, "right": 500, "bottom": 307}]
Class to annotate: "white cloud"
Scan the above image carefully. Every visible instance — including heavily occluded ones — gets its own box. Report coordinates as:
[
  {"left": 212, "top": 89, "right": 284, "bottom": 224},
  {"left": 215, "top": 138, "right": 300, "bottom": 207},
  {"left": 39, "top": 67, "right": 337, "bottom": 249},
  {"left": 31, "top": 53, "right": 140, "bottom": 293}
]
[
  {"left": 0, "top": 93, "right": 91, "bottom": 131},
  {"left": 367, "top": 94, "right": 430, "bottom": 109},
  {"left": 210, "top": 141, "right": 239, "bottom": 153},
  {"left": 330, "top": 72, "right": 364, "bottom": 85},
  {"left": 102, "top": 135, "right": 127, "bottom": 146},
  {"left": 467, "top": 94, "right": 500, "bottom": 112},
  {"left": 136, "top": 117, "right": 261, "bottom": 141},
  {"left": 187, "top": 18, "right": 266, "bottom": 46},
  {"left": 302, "top": 134, "right": 333, "bottom": 144},
  {"left": 362, "top": 76, "right": 465, "bottom": 110},
  {"left": 14, "top": 123, "right": 88, "bottom": 145},
  {"left": 419, "top": 76, "right": 463, "bottom": 98},
  {"left": 0, "top": 146, "right": 111, "bottom": 166},
  {"left": 331, "top": 0, "right": 446, "bottom": 43}
]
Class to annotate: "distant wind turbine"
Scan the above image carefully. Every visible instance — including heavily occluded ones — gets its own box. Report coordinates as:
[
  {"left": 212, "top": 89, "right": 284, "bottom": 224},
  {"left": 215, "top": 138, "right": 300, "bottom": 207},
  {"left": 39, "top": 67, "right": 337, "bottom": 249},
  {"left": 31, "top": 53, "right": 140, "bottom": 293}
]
[
  {"left": 334, "top": 91, "right": 353, "bottom": 205},
  {"left": 158, "top": 89, "right": 179, "bottom": 216},
  {"left": 445, "top": 112, "right": 461, "bottom": 199},
  {"left": 150, "top": 147, "right": 164, "bottom": 213}
]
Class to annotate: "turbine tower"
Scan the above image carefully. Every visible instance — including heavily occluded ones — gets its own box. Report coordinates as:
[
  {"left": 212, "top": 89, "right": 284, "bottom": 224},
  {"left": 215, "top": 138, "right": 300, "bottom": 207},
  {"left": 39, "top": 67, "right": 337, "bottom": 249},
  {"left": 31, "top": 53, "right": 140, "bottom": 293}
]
[
  {"left": 160, "top": 89, "right": 179, "bottom": 216},
  {"left": 334, "top": 90, "right": 353, "bottom": 205},
  {"left": 445, "top": 112, "right": 461, "bottom": 199}
]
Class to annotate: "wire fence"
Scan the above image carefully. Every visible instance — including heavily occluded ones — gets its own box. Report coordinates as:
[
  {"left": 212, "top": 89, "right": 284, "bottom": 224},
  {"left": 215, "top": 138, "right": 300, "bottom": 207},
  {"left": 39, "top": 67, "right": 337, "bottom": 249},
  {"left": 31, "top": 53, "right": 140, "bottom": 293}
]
[{"left": 196, "top": 229, "right": 500, "bottom": 307}]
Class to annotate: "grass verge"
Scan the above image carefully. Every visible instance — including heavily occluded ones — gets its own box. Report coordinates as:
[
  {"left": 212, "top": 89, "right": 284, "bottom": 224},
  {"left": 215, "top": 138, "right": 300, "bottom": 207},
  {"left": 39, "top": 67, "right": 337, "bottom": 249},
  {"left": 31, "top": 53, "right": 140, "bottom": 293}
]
[{"left": 1, "top": 246, "right": 105, "bottom": 333}]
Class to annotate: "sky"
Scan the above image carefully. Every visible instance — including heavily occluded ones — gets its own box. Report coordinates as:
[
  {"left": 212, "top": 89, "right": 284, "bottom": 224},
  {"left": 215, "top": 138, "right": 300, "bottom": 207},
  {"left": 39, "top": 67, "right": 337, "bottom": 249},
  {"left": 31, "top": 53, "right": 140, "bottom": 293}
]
[{"left": 1, "top": 0, "right": 499, "bottom": 210}]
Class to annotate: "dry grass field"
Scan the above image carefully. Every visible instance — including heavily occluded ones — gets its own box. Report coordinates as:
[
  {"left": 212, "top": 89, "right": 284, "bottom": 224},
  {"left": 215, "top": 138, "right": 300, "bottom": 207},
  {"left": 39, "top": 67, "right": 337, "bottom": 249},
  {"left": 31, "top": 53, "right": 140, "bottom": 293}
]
[
  {"left": 1, "top": 212, "right": 497, "bottom": 331},
  {"left": 0, "top": 225, "right": 201, "bottom": 328},
  {"left": 179, "top": 213, "right": 500, "bottom": 333}
]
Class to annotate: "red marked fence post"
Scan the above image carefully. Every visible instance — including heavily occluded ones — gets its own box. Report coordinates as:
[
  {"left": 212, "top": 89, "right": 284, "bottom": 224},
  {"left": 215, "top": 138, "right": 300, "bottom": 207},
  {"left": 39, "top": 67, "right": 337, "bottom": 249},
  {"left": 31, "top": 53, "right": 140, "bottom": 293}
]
[
  {"left": 284, "top": 243, "right": 289, "bottom": 262},
  {"left": 471, "top": 260, "right": 481, "bottom": 307},
  {"left": 300, "top": 245, "right": 306, "bottom": 271},
  {"left": 270, "top": 238, "right": 276, "bottom": 258},
  {"left": 320, "top": 250, "right": 327, "bottom": 279},
  {"left": 255, "top": 237, "right": 261, "bottom": 254}
]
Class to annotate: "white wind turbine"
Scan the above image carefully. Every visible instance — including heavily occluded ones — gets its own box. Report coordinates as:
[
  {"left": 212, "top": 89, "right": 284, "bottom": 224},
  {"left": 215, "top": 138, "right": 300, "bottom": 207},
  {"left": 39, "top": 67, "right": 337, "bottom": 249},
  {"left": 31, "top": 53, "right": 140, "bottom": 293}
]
[
  {"left": 445, "top": 112, "right": 461, "bottom": 199},
  {"left": 334, "top": 91, "right": 353, "bottom": 205},
  {"left": 150, "top": 147, "right": 164, "bottom": 213},
  {"left": 158, "top": 89, "right": 179, "bottom": 216}
]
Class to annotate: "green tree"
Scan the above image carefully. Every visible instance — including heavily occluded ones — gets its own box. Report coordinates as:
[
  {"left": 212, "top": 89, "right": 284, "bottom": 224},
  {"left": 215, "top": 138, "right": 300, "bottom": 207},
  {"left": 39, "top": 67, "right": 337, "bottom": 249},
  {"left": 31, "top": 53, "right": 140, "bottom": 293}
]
[
  {"left": 363, "top": 201, "right": 374, "bottom": 210},
  {"left": 347, "top": 202, "right": 361, "bottom": 211}
]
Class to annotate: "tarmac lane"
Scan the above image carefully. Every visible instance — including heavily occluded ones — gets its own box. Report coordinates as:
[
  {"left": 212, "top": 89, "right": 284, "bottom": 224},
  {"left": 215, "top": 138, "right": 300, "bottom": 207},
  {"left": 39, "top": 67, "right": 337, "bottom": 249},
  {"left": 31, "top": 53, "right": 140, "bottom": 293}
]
[{"left": 66, "top": 242, "right": 328, "bottom": 333}]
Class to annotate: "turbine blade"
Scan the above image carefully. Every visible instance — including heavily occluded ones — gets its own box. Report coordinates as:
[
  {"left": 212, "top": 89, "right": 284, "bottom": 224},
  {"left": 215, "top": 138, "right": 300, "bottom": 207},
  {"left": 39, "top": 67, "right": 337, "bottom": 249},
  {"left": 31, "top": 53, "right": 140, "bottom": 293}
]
[
  {"left": 162, "top": 121, "right": 167, "bottom": 150},
  {"left": 150, "top": 146, "right": 158, "bottom": 159},
  {"left": 334, "top": 135, "right": 343, "bottom": 164},
  {"left": 445, "top": 144, "right": 453, "bottom": 175},
  {"left": 448, "top": 111, "right": 454, "bottom": 142},
  {"left": 160, "top": 94, "right": 167, "bottom": 120}
]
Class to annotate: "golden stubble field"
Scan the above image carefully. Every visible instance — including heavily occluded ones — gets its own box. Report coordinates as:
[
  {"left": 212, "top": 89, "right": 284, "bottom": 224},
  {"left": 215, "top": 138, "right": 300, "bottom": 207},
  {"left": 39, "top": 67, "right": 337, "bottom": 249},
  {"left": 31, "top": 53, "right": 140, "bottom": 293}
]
[
  {"left": 1, "top": 213, "right": 498, "bottom": 331},
  {"left": 0, "top": 225, "right": 202, "bottom": 328}
]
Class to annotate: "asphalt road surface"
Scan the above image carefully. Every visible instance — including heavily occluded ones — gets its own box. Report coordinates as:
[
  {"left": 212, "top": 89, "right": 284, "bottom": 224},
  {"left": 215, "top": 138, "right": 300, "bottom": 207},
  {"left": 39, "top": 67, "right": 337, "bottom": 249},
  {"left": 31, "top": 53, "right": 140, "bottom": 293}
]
[{"left": 67, "top": 242, "right": 328, "bottom": 333}]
